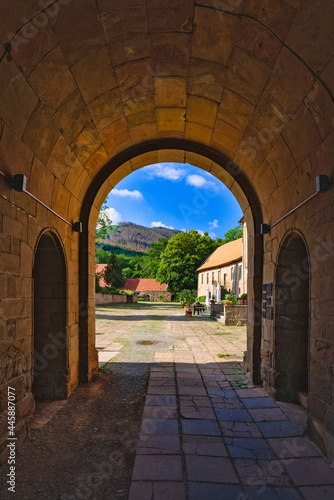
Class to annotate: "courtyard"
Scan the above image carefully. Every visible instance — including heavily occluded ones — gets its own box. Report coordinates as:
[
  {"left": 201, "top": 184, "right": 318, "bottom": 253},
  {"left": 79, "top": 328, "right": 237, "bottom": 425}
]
[
  {"left": 95, "top": 302, "right": 334, "bottom": 499},
  {"left": 0, "top": 303, "right": 333, "bottom": 498}
]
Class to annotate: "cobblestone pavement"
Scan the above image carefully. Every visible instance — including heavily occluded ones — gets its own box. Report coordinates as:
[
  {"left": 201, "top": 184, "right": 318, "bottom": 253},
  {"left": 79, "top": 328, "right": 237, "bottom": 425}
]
[{"left": 96, "top": 303, "right": 334, "bottom": 500}]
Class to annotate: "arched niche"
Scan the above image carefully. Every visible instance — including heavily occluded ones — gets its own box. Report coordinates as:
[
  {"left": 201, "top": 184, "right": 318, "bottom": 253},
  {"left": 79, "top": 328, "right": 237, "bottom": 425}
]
[
  {"left": 274, "top": 231, "right": 310, "bottom": 404},
  {"left": 32, "top": 230, "right": 68, "bottom": 400}
]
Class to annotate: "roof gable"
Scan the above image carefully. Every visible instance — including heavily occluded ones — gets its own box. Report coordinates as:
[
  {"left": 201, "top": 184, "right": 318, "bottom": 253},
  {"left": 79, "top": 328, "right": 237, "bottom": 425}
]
[{"left": 196, "top": 238, "right": 243, "bottom": 272}]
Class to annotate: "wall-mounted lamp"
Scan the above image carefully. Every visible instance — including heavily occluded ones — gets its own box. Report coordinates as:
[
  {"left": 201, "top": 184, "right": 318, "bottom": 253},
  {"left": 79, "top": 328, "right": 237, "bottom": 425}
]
[
  {"left": 260, "top": 224, "right": 270, "bottom": 235},
  {"left": 316, "top": 175, "right": 330, "bottom": 193},
  {"left": 73, "top": 222, "right": 83, "bottom": 233},
  {"left": 13, "top": 174, "right": 27, "bottom": 192}
]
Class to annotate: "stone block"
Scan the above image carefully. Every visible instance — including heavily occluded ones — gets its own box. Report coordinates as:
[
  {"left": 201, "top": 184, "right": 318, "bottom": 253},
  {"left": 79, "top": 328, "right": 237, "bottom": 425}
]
[
  {"left": 53, "top": 90, "right": 91, "bottom": 144},
  {"left": 22, "top": 103, "right": 60, "bottom": 166},
  {"left": 154, "top": 77, "right": 187, "bottom": 108},
  {"left": 28, "top": 46, "right": 77, "bottom": 115},
  {"left": 151, "top": 33, "right": 191, "bottom": 77},
  {"left": 236, "top": 16, "right": 282, "bottom": 67},
  {"left": 226, "top": 48, "right": 271, "bottom": 106},
  {"left": 147, "top": 0, "right": 193, "bottom": 33},
  {"left": 88, "top": 88, "right": 124, "bottom": 132},
  {"left": 0, "top": 59, "right": 38, "bottom": 137},
  {"left": 50, "top": 0, "right": 105, "bottom": 66},
  {"left": 244, "top": 0, "right": 296, "bottom": 40},
  {"left": 100, "top": 118, "right": 131, "bottom": 155},
  {"left": 189, "top": 58, "right": 227, "bottom": 102},
  {"left": 283, "top": 104, "right": 321, "bottom": 167},
  {"left": 219, "top": 89, "right": 255, "bottom": 133},
  {"left": 187, "top": 96, "right": 218, "bottom": 129},
  {"left": 285, "top": 0, "right": 334, "bottom": 73},
  {"left": 10, "top": 19, "right": 58, "bottom": 77},
  {"left": 72, "top": 46, "right": 117, "bottom": 103},
  {"left": 192, "top": 6, "right": 238, "bottom": 65},
  {"left": 305, "top": 82, "right": 334, "bottom": 140},
  {"left": 103, "top": 7, "right": 149, "bottom": 66}
]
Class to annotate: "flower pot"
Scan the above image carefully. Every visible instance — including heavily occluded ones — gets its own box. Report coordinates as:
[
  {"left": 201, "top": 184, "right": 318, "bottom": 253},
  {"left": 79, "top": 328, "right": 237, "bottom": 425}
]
[
  {"left": 185, "top": 307, "right": 192, "bottom": 316},
  {"left": 238, "top": 298, "right": 243, "bottom": 305}
]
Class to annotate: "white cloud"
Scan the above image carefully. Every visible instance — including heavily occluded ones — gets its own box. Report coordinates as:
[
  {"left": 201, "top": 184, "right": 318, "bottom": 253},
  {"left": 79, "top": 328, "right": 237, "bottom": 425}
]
[
  {"left": 111, "top": 188, "right": 143, "bottom": 200},
  {"left": 195, "top": 229, "right": 204, "bottom": 236},
  {"left": 146, "top": 163, "right": 187, "bottom": 181},
  {"left": 186, "top": 174, "right": 217, "bottom": 191},
  {"left": 150, "top": 221, "right": 174, "bottom": 230},
  {"left": 104, "top": 207, "right": 122, "bottom": 225},
  {"left": 209, "top": 232, "right": 217, "bottom": 239},
  {"left": 208, "top": 219, "right": 219, "bottom": 229}
]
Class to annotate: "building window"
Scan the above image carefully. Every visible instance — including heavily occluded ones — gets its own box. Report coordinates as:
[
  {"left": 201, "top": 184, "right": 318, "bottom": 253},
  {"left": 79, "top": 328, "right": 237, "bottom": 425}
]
[
  {"left": 201, "top": 273, "right": 203, "bottom": 284},
  {"left": 224, "top": 273, "right": 227, "bottom": 286},
  {"left": 212, "top": 271, "right": 214, "bottom": 283},
  {"left": 218, "top": 270, "right": 220, "bottom": 283},
  {"left": 207, "top": 273, "right": 209, "bottom": 284},
  {"left": 239, "top": 265, "right": 242, "bottom": 280},
  {"left": 231, "top": 267, "right": 234, "bottom": 279}
]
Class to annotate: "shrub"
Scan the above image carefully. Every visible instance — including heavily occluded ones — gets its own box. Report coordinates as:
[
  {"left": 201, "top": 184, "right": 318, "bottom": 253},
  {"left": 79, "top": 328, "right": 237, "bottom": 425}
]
[
  {"left": 241, "top": 293, "right": 247, "bottom": 300},
  {"left": 197, "top": 296, "right": 206, "bottom": 303},
  {"left": 223, "top": 294, "right": 238, "bottom": 305},
  {"left": 180, "top": 289, "right": 197, "bottom": 307},
  {"left": 118, "top": 289, "right": 134, "bottom": 295},
  {"left": 138, "top": 297, "right": 145, "bottom": 301}
]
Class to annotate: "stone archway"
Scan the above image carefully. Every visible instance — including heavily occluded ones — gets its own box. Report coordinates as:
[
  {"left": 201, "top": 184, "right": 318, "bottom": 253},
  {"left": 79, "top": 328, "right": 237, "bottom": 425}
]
[
  {"left": 32, "top": 231, "right": 68, "bottom": 400},
  {"left": 79, "top": 139, "right": 264, "bottom": 385},
  {"left": 274, "top": 232, "right": 310, "bottom": 404}
]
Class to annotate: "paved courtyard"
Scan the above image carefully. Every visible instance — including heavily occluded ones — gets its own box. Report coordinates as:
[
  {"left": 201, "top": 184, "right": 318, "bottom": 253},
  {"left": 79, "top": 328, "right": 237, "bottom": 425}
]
[{"left": 96, "top": 303, "right": 334, "bottom": 500}]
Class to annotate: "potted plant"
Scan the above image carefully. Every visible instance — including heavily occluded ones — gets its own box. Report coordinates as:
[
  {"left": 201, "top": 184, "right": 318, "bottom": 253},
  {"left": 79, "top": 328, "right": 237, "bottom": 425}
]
[
  {"left": 222, "top": 294, "right": 238, "bottom": 306},
  {"left": 182, "top": 290, "right": 197, "bottom": 316},
  {"left": 240, "top": 293, "right": 247, "bottom": 305}
]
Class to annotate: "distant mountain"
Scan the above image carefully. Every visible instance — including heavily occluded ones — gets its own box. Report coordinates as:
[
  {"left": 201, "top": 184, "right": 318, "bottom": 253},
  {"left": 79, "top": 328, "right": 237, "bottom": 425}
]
[{"left": 96, "top": 222, "right": 181, "bottom": 253}]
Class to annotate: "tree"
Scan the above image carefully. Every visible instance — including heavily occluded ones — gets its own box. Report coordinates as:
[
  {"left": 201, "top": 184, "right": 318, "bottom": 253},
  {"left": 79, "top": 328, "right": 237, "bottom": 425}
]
[
  {"left": 156, "top": 230, "right": 218, "bottom": 292},
  {"left": 220, "top": 224, "right": 242, "bottom": 244},
  {"left": 103, "top": 252, "right": 126, "bottom": 289},
  {"left": 141, "top": 237, "right": 169, "bottom": 278},
  {"left": 96, "top": 199, "right": 113, "bottom": 239}
]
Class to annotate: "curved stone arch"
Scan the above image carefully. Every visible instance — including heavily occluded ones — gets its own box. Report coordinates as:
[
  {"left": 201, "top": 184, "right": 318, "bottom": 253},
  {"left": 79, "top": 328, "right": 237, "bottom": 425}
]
[
  {"left": 32, "top": 226, "right": 68, "bottom": 273},
  {"left": 32, "top": 228, "right": 69, "bottom": 400},
  {"left": 79, "top": 139, "right": 264, "bottom": 384},
  {"left": 273, "top": 229, "right": 310, "bottom": 402}
]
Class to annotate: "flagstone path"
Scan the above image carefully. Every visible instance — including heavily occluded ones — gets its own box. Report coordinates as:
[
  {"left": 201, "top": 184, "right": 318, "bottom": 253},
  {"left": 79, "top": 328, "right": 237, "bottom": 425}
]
[{"left": 96, "top": 303, "right": 334, "bottom": 500}]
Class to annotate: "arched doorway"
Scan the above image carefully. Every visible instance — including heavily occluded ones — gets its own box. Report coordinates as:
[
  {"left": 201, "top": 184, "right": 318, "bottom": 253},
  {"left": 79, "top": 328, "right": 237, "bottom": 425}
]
[
  {"left": 32, "top": 231, "right": 68, "bottom": 400},
  {"left": 79, "top": 139, "right": 264, "bottom": 385},
  {"left": 274, "top": 232, "right": 310, "bottom": 404}
]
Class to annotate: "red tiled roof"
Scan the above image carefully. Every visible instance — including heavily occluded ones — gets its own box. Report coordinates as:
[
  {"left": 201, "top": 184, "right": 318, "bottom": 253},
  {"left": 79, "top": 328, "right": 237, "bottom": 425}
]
[
  {"left": 95, "top": 265, "right": 167, "bottom": 291},
  {"left": 124, "top": 279, "right": 167, "bottom": 292}
]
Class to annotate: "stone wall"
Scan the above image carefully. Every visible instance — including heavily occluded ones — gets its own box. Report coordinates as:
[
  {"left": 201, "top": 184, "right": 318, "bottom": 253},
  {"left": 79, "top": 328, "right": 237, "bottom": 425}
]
[
  {"left": 138, "top": 291, "right": 172, "bottom": 302},
  {"left": 222, "top": 305, "right": 247, "bottom": 326},
  {"left": 95, "top": 293, "right": 127, "bottom": 305}
]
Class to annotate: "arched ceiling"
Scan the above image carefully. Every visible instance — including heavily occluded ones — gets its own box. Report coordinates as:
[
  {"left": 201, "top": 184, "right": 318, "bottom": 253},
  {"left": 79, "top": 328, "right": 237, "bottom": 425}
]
[{"left": 0, "top": 0, "right": 333, "bottom": 223}]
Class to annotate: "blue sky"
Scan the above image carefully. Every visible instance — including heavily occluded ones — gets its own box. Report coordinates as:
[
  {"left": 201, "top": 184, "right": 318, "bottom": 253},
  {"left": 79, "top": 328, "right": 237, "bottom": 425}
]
[{"left": 105, "top": 163, "right": 242, "bottom": 239}]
